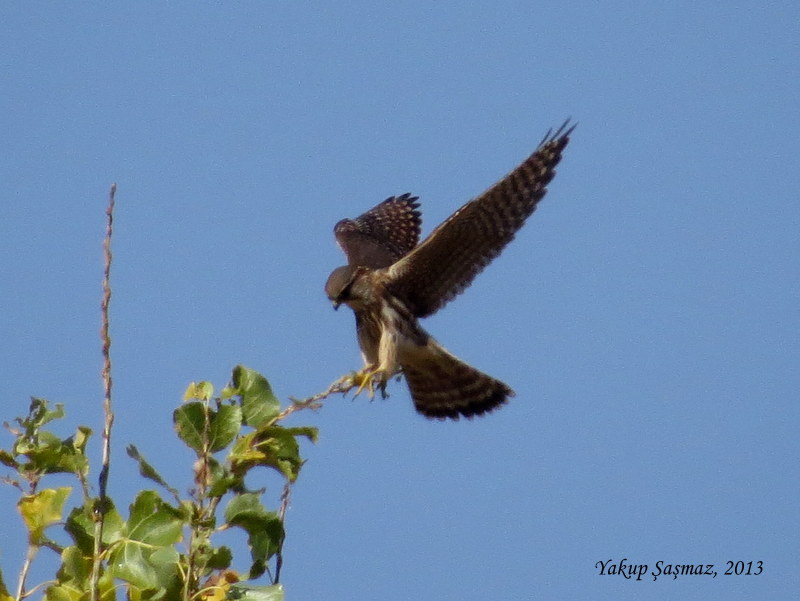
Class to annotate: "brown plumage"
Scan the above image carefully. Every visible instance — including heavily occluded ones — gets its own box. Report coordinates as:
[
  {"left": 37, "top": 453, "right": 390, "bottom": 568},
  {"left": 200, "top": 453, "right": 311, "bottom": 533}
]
[
  {"left": 333, "top": 193, "right": 421, "bottom": 269},
  {"left": 325, "top": 121, "right": 575, "bottom": 419}
]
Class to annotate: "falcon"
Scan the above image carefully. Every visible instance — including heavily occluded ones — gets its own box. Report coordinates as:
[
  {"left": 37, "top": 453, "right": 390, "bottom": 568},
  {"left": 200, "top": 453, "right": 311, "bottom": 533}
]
[{"left": 325, "top": 121, "right": 574, "bottom": 419}]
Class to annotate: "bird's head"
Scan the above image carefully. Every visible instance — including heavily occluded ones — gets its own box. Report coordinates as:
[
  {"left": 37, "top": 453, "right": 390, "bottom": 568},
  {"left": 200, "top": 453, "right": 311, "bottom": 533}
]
[{"left": 325, "top": 264, "right": 362, "bottom": 310}]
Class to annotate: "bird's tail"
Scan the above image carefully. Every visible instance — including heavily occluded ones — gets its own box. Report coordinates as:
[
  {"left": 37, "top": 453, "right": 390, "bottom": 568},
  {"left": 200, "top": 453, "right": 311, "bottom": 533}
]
[{"left": 401, "top": 339, "right": 514, "bottom": 420}]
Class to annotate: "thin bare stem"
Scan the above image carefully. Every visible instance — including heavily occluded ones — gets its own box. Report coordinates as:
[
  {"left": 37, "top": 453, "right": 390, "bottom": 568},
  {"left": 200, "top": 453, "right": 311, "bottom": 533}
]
[
  {"left": 274, "top": 482, "right": 292, "bottom": 583},
  {"left": 15, "top": 543, "right": 38, "bottom": 600},
  {"left": 90, "top": 183, "right": 117, "bottom": 601},
  {"left": 280, "top": 374, "right": 359, "bottom": 421},
  {"left": 18, "top": 579, "right": 54, "bottom": 601}
]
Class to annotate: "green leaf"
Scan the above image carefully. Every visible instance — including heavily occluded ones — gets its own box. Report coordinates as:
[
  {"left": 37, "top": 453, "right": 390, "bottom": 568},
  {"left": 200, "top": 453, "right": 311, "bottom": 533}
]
[
  {"left": 0, "top": 449, "right": 18, "bottom": 469},
  {"left": 45, "top": 582, "right": 82, "bottom": 601},
  {"left": 72, "top": 426, "right": 92, "bottom": 454},
  {"left": 47, "top": 551, "right": 115, "bottom": 601},
  {"left": 147, "top": 546, "right": 183, "bottom": 600},
  {"left": 127, "top": 444, "right": 181, "bottom": 499},
  {"left": 14, "top": 429, "right": 59, "bottom": 455},
  {"left": 283, "top": 426, "right": 319, "bottom": 444},
  {"left": 211, "top": 405, "right": 243, "bottom": 452},
  {"left": 108, "top": 538, "right": 160, "bottom": 591},
  {"left": 127, "top": 490, "right": 184, "bottom": 546},
  {"left": 231, "top": 366, "right": 280, "bottom": 428},
  {"left": 207, "top": 458, "right": 243, "bottom": 498},
  {"left": 53, "top": 545, "right": 90, "bottom": 590},
  {"left": 174, "top": 402, "right": 206, "bottom": 453},
  {"left": 224, "top": 492, "right": 271, "bottom": 524},
  {"left": 14, "top": 428, "right": 89, "bottom": 477},
  {"left": 229, "top": 423, "right": 311, "bottom": 482},
  {"left": 108, "top": 492, "right": 185, "bottom": 591},
  {"left": 231, "top": 426, "right": 308, "bottom": 482},
  {"left": 24, "top": 397, "right": 65, "bottom": 430},
  {"left": 224, "top": 493, "right": 284, "bottom": 577},
  {"left": 65, "top": 500, "right": 125, "bottom": 554},
  {"left": 18, "top": 487, "right": 71, "bottom": 543},
  {"left": 207, "top": 545, "right": 233, "bottom": 570},
  {"left": 228, "top": 583, "right": 284, "bottom": 601},
  {"left": 184, "top": 380, "right": 215, "bottom": 401},
  {"left": 174, "top": 402, "right": 243, "bottom": 454},
  {"left": 0, "top": 568, "right": 12, "bottom": 601}
]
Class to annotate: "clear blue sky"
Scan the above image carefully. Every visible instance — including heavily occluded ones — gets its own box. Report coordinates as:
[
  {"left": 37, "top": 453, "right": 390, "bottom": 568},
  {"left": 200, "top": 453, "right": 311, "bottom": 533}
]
[{"left": 2, "top": 3, "right": 798, "bottom": 600}]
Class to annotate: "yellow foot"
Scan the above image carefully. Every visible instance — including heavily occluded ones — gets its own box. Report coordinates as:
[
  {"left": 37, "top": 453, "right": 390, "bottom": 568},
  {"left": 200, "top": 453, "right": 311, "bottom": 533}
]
[{"left": 351, "top": 368, "right": 389, "bottom": 400}]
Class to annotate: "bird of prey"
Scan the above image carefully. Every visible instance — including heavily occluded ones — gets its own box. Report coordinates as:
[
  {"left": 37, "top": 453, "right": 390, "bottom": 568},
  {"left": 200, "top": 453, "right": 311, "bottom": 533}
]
[{"left": 325, "top": 121, "right": 575, "bottom": 420}]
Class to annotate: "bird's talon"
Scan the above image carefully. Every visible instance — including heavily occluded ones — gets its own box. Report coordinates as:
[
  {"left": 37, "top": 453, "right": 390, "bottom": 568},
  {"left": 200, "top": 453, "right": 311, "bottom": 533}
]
[
  {"left": 351, "top": 368, "right": 388, "bottom": 399},
  {"left": 354, "top": 370, "right": 376, "bottom": 398},
  {"left": 378, "top": 380, "right": 389, "bottom": 400}
]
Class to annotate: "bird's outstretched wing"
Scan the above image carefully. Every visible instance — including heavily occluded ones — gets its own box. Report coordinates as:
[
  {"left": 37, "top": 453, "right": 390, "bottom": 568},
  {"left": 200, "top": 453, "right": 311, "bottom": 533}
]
[
  {"left": 386, "top": 121, "right": 575, "bottom": 318},
  {"left": 334, "top": 193, "right": 422, "bottom": 269}
]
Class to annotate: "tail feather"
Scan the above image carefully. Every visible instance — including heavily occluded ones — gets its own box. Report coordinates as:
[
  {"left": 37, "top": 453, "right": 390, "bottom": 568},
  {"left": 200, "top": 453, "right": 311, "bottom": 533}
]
[{"left": 401, "top": 341, "right": 514, "bottom": 420}]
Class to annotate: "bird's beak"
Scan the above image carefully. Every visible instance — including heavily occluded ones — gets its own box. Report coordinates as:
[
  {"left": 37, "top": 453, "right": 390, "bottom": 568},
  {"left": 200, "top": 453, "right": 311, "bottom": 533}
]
[{"left": 331, "top": 300, "right": 341, "bottom": 310}]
